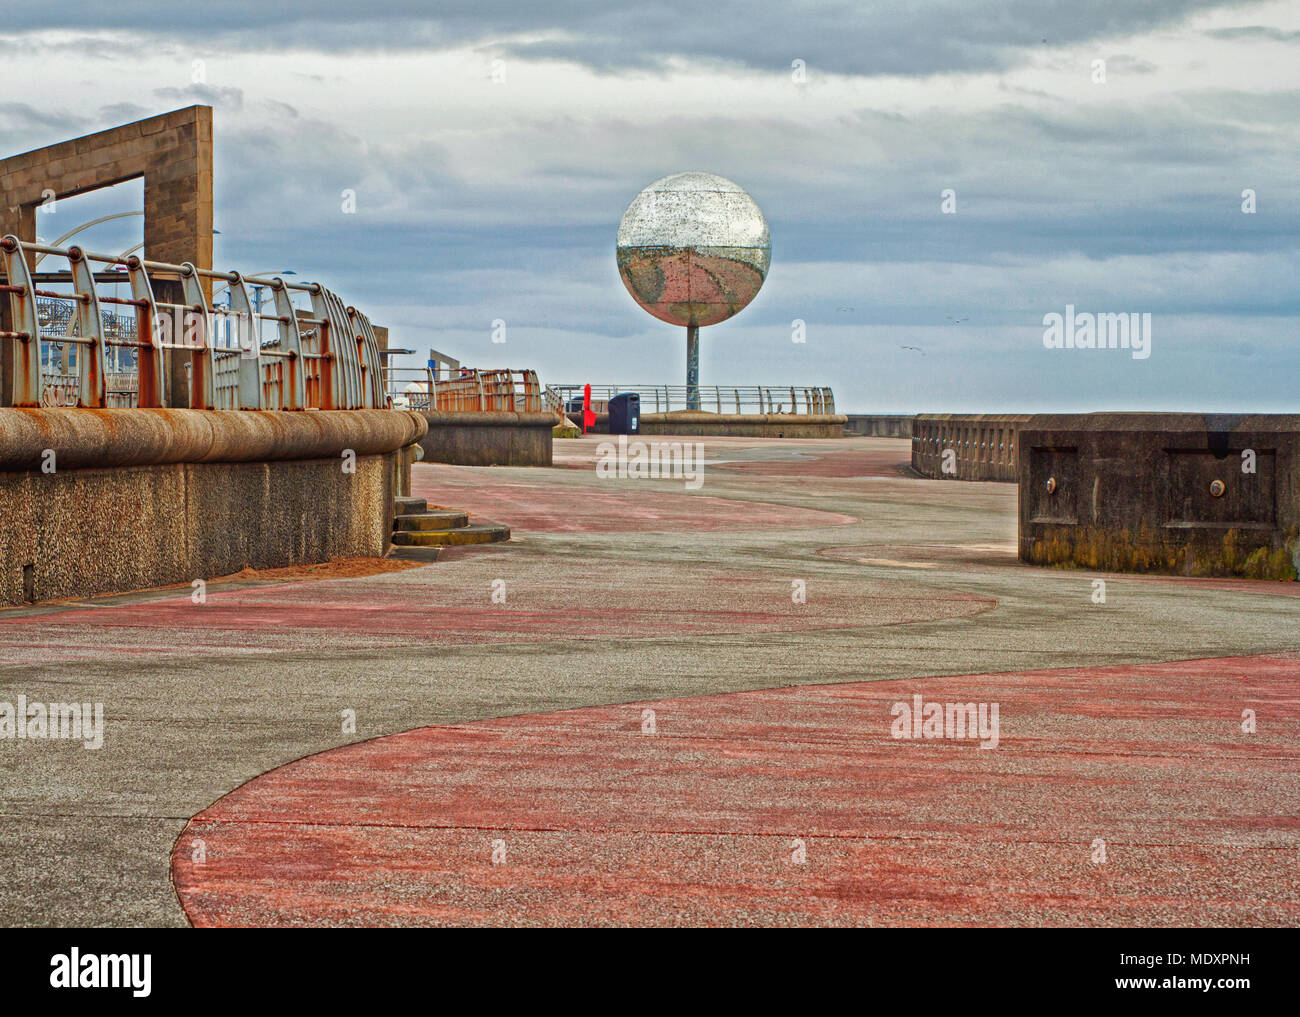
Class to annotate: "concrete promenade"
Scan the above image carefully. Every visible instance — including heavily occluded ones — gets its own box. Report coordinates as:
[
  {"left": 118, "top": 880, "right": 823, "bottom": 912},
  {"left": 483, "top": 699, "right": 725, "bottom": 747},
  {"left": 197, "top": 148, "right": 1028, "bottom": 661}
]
[{"left": 3, "top": 436, "right": 1298, "bottom": 925}]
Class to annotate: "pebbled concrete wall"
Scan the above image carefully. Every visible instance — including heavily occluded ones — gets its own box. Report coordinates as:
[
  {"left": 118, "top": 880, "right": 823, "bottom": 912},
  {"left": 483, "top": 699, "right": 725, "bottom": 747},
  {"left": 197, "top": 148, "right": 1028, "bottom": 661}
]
[
  {"left": 1018, "top": 413, "right": 1300, "bottom": 579},
  {"left": 0, "top": 408, "right": 426, "bottom": 605}
]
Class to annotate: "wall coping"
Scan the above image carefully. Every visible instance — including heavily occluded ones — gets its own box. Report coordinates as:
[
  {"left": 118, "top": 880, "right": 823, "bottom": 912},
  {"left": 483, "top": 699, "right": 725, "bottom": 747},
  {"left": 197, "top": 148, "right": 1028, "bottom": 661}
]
[
  {"left": 0, "top": 408, "right": 426, "bottom": 471},
  {"left": 1022, "top": 412, "right": 1300, "bottom": 433},
  {"left": 914, "top": 413, "right": 1033, "bottom": 424}
]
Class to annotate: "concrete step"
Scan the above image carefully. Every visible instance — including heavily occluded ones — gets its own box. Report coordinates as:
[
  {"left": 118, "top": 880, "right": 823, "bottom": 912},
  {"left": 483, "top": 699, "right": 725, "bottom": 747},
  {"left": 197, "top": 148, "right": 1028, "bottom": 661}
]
[
  {"left": 388, "top": 545, "right": 442, "bottom": 563},
  {"left": 391, "top": 522, "right": 511, "bottom": 546},
  {"left": 395, "top": 511, "right": 470, "bottom": 531},
  {"left": 394, "top": 496, "right": 427, "bottom": 516}
]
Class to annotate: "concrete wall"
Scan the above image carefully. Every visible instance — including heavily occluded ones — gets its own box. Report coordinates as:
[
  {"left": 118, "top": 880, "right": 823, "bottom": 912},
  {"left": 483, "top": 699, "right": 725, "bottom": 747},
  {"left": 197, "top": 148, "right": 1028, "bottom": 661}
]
[
  {"left": 418, "top": 411, "right": 553, "bottom": 466},
  {"left": 1018, "top": 413, "right": 1300, "bottom": 579},
  {"left": 912, "top": 414, "right": 1031, "bottom": 482},
  {"left": 844, "top": 414, "right": 914, "bottom": 438},
  {"left": 0, "top": 408, "right": 425, "bottom": 606},
  {"left": 582, "top": 411, "right": 847, "bottom": 438}
]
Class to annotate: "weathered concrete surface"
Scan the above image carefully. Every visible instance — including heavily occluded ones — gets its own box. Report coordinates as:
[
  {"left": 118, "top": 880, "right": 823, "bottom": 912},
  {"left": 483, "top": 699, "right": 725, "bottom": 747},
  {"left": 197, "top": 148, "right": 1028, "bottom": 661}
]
[
  {"left": 172, "top": 653, "right": 1300, "bottom": 927},
  {"left": 418, "top": 410, "right": 552, "bottom": 467},
  {"left": 0, "top": 409, "right": 426, "bottom": 605},
  {"left": 912, "top": 413, "right": 1030, "bottom": 482},
  {"left": 2, "top": 435, "right": 1300, "bottom": 926},
  {"left": 0, "top": 456, "right": 395, "bottom": 606},
  {"left": 1019, "top": 413, "right": 1300, "bottom": 579}
]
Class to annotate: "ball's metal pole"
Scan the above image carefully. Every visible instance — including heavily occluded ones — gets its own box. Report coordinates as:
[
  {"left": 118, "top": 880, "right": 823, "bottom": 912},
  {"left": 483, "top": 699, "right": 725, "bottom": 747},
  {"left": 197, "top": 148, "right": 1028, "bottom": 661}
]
[{"left": 686, "top": 324, "right": 699, "bottom": 410}]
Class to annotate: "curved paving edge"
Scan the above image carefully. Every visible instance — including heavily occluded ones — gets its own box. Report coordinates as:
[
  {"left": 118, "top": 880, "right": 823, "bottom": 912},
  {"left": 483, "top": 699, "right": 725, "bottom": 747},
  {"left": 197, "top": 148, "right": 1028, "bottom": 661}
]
[{"left": 172, "top": 653, "right": 1300, "bottom": 927}]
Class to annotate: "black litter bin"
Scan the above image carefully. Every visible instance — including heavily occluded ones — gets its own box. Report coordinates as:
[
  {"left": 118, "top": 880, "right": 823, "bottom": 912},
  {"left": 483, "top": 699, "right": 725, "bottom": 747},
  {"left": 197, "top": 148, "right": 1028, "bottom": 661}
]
[{"left": 608, "top": 392, "right": 640, "bottom": 435}]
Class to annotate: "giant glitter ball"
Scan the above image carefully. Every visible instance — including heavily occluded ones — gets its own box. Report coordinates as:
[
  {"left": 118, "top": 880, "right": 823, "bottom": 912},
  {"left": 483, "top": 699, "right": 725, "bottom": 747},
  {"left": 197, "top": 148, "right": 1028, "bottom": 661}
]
[{"left": 616, "top": 171, "right": 770, "bottom": 328}]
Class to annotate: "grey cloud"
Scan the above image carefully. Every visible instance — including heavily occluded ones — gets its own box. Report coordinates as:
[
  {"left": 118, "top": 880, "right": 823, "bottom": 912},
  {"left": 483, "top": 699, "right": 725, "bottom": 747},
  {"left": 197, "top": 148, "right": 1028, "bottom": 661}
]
[
  {"left": 2, "top": 1, "right": 1258, "bottom": 76},
  {"left": 96, "top": 102, "right": 151, "bottom": 123},
  {"left": 3, "top": 2, "right": 1295, "bottom": 413},
  {"left": 0, "top": 103, "right": 96, "bottom": 138},
  {"left": 152, "top": 84, "right": 245, "bottom": 109},
  {"left": 185, "top": 85, "right": 1298, "bottom": 330},
  {"left": 1206, "top": 26, "right": 1300, "bottom": 42},
  {"left": 1104, "top": 54, "right": 1158, "bottom": 73}
]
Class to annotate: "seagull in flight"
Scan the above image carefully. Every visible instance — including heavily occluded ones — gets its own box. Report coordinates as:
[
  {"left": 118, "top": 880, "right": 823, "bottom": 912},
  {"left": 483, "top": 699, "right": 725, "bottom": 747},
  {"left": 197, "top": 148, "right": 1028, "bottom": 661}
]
[
  {"left": 900, "top": 345, "right": 925, "bottom": 356},
  {"left": 946, "top": 316, "right": 968, "bottom": 325}
]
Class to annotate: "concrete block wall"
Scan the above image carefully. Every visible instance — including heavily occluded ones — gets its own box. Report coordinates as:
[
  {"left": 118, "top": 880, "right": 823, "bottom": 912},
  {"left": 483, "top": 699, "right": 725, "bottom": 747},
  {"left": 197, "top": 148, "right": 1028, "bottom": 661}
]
[
  {"left": 419, "top": 411, "right": 554, "bottom": 466},
  {"left": 1018, "top": 413, "right": 1300, "bottom": 579}
]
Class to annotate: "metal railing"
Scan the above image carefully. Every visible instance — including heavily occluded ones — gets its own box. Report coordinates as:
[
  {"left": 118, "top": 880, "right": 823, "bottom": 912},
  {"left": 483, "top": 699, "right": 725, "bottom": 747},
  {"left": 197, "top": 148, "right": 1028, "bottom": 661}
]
[
  {"left": 1, "top": 236, "right": 388, "bottom": 410},
  {"left": 548, "top": 384, "right": 836, "bottom": 416},
  {"left": 384, "top": 366, "right": 542, "bottom": 414},
  {"left": 34, "top": 294, "right": 140, "bottom": 407}
]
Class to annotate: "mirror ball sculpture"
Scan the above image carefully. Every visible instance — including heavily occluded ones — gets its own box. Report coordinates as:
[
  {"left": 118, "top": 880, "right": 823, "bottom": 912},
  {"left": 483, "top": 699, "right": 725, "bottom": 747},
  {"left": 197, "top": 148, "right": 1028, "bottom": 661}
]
[{"left": 616, "top": 172, "right": 770, "bottom": 409}]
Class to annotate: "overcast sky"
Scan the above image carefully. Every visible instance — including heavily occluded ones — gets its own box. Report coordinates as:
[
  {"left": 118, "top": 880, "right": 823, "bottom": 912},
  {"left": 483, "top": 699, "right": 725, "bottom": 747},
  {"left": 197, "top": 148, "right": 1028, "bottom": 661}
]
[{"left": 2, "top": 1, "right": 1297, "bottom": 412}]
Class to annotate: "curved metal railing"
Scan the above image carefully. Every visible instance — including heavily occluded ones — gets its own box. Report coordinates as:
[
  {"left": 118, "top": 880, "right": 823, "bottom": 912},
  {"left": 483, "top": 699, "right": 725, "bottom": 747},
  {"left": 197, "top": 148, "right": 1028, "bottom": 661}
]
[
  {"left": 384, "top": 366, "right": 542, "bottom": 413},
  {"left": 0, "top": 236, "right": 388, "bottom": 410},
  {"left": 547, "top": 384, "right": 836, "bottom": 416}
]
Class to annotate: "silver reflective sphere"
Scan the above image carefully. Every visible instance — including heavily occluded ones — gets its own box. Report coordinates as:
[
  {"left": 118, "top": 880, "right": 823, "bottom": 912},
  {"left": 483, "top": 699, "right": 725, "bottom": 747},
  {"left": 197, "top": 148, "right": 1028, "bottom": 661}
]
[{"left": 616, "top": 171, "right": 770, "bottom": 328}]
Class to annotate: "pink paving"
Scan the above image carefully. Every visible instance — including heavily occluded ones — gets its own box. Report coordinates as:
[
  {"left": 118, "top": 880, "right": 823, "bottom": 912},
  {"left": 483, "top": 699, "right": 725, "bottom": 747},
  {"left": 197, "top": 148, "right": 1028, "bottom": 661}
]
[
  {"left": 172, "top": 653, "right": 1300, "bottom": 927},
  {"left": 0, "top": 566, "right": 991, "bottom": 663},
  {"left": 710, "top": 447, "right": 912, "bottom": 478},
  {"left": 411, "top": 466, "right": 857, "bottom": 532}
]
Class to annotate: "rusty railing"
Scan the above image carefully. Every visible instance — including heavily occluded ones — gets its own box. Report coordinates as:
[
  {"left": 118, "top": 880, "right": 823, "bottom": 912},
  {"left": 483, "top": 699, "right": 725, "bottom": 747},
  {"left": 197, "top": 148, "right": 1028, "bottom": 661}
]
[
  {"left": 0, "top": 236, "right": 388, "bottom": 410},
  {"left": 384, "top": 366, "right": 542, "bottom": 413}
]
